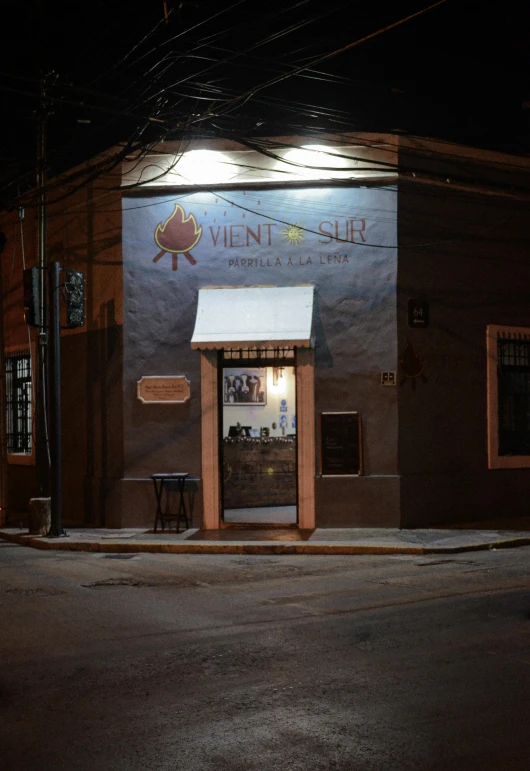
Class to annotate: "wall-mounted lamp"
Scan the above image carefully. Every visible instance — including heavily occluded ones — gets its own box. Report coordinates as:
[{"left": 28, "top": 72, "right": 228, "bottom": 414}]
[{"left": 272, "top": 367, "right": 284, "bottom": 386}]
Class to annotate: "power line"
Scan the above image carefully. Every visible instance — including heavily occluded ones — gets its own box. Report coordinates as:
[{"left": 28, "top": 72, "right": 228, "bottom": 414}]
[
  {"left": 211, "top": 1, "right": 448, "bottom": 119},
  {"left": 0, "top": 83, "right": 166, "bottom": 126}
]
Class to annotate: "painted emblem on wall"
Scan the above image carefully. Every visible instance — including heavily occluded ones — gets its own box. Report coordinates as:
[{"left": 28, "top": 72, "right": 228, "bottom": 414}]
[
  {"left": 399, "top": 340, "right": 428, "bottom": 390},
  {"left": 281, "top": 222, "right": 305, "bottom": 245},
  {"left": 153, "top": 204, "right": 203, "bottom": 271}
]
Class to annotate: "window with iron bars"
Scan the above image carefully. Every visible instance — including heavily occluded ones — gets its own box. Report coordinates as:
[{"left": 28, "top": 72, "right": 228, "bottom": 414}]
[
  {"left": 497, "top": 335, "right": 530, "bottom": 455},
  {"left": 222, "top": 347, "right": 296, "bottom": 364},
  {"left": 5, "top": 350, "right": 32, "bottom": 454}
]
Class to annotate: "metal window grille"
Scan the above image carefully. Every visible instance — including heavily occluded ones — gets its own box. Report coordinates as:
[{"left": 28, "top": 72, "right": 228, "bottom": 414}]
[
  {"left": 497, "top": 334, "right": 530, "bottom": 455},
  {"left": 5, "top": 351, "right": 32, "bottom": 454},
  {"left": 222, "top": 347, "right": 296, "bottom": 364}
]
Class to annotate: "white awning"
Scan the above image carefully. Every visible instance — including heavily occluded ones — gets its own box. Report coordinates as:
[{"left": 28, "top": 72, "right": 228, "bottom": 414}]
[{"left": 191, "top": 286, "right": 314, "bottom": 350}]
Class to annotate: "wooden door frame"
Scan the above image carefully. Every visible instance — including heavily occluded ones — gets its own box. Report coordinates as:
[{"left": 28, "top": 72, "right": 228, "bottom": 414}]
[{"left": 199, "top": 348, "right": 315, "bottom": 530}]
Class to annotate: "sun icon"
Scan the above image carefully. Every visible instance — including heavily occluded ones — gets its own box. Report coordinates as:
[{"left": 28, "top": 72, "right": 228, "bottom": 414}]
[{"left": 281, "top": 222, "right": 305, "bottom": 245}]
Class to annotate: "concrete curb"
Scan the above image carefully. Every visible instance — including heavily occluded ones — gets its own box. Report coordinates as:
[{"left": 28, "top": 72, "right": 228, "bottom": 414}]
[{"left": 2, "top": 529, "right": 530, "bottom": 556}]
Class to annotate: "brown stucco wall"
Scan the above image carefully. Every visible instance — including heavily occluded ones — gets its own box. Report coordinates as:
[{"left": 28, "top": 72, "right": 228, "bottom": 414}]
[
  {"left": 397, "top": 176, "right": 530, "bottom": 527},
  {"left": 51, "top": 175, "right": 124, "bottom": 526},
  {"left": 1, "top": 164, "right": 124, "bottom": 526},
  {"left": 1, "top": 205, "right": 40, "bottom": 520}
]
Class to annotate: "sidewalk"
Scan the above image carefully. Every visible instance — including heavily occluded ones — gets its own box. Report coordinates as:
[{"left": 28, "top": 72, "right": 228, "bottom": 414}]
[{"left": 2, "top": 523, "right": 530, "bottom": 555}]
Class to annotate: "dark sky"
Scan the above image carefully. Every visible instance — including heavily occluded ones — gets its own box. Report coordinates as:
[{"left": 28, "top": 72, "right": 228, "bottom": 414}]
[{"left": 1, "top": 0, "right": 529, "bottom": 204}]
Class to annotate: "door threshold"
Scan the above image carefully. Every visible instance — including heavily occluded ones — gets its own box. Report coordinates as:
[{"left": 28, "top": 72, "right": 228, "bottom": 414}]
[{"left": 219, "top": 521, "right": 298, "bottom": 530}]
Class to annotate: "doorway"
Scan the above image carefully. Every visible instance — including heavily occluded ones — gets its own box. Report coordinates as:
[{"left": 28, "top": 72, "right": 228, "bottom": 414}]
[
  {"left": 220, "top": 349, "right": 297, "bottom": 525},
  {"left": 197, "top": 346, "right": 314, "bottom": 531}
]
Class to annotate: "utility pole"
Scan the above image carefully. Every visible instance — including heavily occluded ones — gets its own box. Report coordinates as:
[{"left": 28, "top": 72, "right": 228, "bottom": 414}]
[
  {"left": 37, "top": 75, "right": 66, "bottom": 537},
  {"left": 36, "top": 73, "right": 50, "bottom": 500},
  {"left": 32, "top": 74, "right": 82, "bottom": 537}
]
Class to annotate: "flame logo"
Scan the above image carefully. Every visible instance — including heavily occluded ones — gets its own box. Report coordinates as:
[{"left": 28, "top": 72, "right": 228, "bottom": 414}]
[
  {"left": 399, "top": 340, "right": 428, "bottom": 390},
  {"left": 153, "top": 204, "right": 202, "bottom": 271}
]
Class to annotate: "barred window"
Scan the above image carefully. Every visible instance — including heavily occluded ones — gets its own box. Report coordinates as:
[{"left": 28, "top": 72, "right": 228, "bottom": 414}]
[
  {"left": 487, "top": 325, "right": 530, "bottom": 469},
  {"left": 5, "top": 350, "right": 32, "bottom": 455},
  {"left": 497, "top": 336, "right": 530, "bottom": 455}
]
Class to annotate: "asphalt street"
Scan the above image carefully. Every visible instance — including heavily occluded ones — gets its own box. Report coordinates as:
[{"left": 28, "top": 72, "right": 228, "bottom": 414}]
[{"left": 1, "top": 541, "right": 529, "bottom": 770}]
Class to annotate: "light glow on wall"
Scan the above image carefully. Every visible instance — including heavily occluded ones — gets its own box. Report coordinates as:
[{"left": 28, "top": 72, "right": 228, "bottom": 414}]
[
  {"left": 281, "top": 145, "right": 351, "bottom": 179},
  {"left": 270, "top": 366, "right": 286, "bottom": 391},
  {"left": 175, "top": 150, "right": 239, "bottom": 185}
]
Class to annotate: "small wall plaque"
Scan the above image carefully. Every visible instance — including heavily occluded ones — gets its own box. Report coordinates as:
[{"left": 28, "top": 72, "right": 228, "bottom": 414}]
[
  {"left": 408, "top": 299, "right": 429, "bottom": 328},
  {"left": 137, "top": 376, "right": 190, "bottom": 404},
  {"left": 381, "top": 371, "right": 397, "bottom": 386}
]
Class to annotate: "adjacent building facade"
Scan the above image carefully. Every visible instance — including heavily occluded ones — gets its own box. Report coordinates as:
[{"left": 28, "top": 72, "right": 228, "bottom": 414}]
[{"left": 2, "top": 134, "right": 530, "bottom": 530}]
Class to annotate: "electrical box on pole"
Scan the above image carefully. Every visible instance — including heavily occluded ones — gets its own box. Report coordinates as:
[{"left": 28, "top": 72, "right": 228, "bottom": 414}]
[
  {"left": 23, "top": 267, "right": 41, "bottom": 327},
  {"left": 64, "top": 269, "right": 85, "bottom": 328}
]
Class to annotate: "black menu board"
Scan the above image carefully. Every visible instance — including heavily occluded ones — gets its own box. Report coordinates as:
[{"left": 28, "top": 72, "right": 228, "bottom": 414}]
[{"left": 320, "top": 412, "right": 362, "bottom": 476}]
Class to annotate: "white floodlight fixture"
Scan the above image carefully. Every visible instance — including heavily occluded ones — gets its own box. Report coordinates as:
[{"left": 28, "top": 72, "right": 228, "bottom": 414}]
[{"left": 175, "top": 150, "right": 239, "bottom": 185}]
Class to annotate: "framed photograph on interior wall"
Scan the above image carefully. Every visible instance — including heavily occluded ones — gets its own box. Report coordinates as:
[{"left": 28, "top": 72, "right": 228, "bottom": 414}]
[{"left": 223, "top": 368, "right": 266, "bottom": 405}]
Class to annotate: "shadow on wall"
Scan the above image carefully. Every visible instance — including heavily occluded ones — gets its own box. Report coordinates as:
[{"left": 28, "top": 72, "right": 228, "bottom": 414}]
[
  {"left": 81, "top": 298, "right": 124, "bottom": 526},
  {"left": 313, "top": 291, "right": 333, "bottom": 368}
]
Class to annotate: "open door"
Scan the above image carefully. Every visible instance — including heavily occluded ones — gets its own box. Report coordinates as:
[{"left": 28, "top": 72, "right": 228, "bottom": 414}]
[{"left": 220, "top": 352, "right": 297, "bottom": 525}]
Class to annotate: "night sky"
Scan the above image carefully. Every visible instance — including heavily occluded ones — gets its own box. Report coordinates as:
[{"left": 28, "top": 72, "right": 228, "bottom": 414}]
[{"left": 0, "top": 0, "right": 528, "bottom": 205}]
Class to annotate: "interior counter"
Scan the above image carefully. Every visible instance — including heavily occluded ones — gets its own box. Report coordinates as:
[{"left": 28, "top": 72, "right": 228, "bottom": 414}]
[{"left": 222, "top": 437, "right": 297, "bottom": 508}]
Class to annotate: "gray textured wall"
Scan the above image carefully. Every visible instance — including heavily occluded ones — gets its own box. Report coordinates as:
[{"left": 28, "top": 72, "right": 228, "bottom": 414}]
[{"left": 122, "top": 185, "right": 398, "bottom": 526}]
